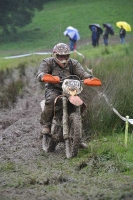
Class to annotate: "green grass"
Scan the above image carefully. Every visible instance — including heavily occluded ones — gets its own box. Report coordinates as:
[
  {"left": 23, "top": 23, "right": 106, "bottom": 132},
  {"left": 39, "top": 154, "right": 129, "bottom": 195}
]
[
  {"left": 74, "top": 133, "right": 133, "bottom": 175},
  {"left": 0, "top": 0, "right": 133, "bottom": 56},
  {"left": 0, "top": 54, "right": 49, "bottom": 70}
]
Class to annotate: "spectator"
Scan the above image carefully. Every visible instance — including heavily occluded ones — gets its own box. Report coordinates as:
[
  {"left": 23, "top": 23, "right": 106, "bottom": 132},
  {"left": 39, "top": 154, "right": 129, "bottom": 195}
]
[
  {"left": 70, "top": 38, "right": 76, "bottom": 51},
  {"left": 91, "top": 26, "right": 97, "bottom": 47},
  {"left": 119, "top": 26, "right": 126, "bottom": 44},
  {"left": 103, "top": 27, "right": 109, "bottom": 46},
  {"left": 96, "top": 30, "right": 101, "bottom": 46},
  {"left": 66, "top": 34, "right": 76, "bottom": 51}
]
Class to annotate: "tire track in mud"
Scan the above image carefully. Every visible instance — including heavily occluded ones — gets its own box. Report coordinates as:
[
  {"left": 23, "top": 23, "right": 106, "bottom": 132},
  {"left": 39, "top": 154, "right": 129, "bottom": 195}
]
[{"left": 0, "top": 65, "right": 66, "bottom": 165}]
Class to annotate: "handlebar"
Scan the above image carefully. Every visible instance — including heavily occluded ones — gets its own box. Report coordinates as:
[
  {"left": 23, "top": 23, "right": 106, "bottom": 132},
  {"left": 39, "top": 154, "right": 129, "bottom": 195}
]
[{"left": 41, "top": 74, "right": 102, "bottom": 86}]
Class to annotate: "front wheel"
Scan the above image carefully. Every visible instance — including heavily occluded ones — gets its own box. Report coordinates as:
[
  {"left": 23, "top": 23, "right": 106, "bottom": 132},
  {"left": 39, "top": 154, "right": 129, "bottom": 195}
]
[
  {"left": 42, "top": 135, "right": 56, "bottom": 152},
  {"left": 65, "top": 112, "right": 81, "bottom": 158}
]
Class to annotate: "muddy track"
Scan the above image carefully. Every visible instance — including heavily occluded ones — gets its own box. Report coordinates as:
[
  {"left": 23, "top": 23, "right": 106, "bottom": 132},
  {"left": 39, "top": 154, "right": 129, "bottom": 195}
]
[{"left": 0, "top": 62, "right": 133, "bottom": 200}]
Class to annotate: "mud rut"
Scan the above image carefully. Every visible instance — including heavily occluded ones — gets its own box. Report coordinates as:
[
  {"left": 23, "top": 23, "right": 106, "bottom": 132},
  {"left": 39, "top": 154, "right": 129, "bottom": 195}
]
[{"left": 1, "top": 65, "right": 89, "bottom": 200}]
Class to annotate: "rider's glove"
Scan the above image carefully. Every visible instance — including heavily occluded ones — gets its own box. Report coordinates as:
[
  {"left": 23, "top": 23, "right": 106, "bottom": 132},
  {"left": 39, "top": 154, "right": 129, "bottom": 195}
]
[
  {"left": 41, "top": 74, "right": 60, "bottom": 83},
  {"left": 84, "top": 77, "right": 102, "bottom": 86}
]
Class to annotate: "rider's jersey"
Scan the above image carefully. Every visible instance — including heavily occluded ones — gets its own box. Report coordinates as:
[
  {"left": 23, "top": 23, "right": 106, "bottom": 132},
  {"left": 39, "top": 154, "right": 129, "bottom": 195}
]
[{"left": 37, "top": 57, "right": 92, "bottom": 89}]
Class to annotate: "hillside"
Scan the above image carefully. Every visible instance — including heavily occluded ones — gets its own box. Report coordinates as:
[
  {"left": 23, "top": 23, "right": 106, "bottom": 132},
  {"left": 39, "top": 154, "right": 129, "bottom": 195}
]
[{"left": 0, "top": 0, "right": 133, "bottom": 55}]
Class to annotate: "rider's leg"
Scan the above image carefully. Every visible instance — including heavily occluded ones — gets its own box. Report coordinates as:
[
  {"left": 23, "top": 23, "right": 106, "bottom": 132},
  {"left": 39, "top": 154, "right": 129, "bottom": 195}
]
[{"left": 40, "top": 89, "right": 61, "bottom": 136}]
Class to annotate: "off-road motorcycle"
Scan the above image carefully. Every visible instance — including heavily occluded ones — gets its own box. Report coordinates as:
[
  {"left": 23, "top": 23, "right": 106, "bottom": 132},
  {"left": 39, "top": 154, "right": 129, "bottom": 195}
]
[{"left": 40, "top": 74, "right": 101, "bottom": 158}]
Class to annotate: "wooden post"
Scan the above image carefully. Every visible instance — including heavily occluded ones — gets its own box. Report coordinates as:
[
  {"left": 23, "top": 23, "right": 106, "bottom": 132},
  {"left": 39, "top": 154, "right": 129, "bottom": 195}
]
[
  {"left": 74, "top": 50, "right": 76, "bottom": 58},
  {"left": 125, "top": 116, "right": 129, "bottom": 147}
]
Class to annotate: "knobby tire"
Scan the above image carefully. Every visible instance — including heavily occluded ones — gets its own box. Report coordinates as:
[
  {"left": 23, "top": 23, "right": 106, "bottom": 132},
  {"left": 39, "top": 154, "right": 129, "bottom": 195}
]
[
  {"left": 65, "top": 112, "right": 81, "bottom": 158},
  {"left": 42, "top": 135, "right": 56, "bottom": 152}
]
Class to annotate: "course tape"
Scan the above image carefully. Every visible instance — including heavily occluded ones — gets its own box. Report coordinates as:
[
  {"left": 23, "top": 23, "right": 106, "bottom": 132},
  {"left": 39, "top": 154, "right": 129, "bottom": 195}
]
[
  {"left": 112, "top": 108, "right": 133, "bottom": 125},
  {"left": 98, "top": 91, "right": 133, "bottom": 125},
  {"left": 4, "top": 52, "right": 52, "bottom": 59},
  {"left": 74, "top": 50, "right": 85, "bottom": 58},
  {"left": 3, "top": 50, "right": 84, "bottom": 59}
]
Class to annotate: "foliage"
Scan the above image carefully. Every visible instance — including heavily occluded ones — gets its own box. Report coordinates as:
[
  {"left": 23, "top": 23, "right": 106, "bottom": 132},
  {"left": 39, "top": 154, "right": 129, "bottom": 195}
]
[
  {"left": 80, "top": 42, "right": 133, "bottom": 135},
  {"left": 0, "top": 0, "right": 50, "bottom": 34},
  {"left": 0, "top": 64, "right": 26, "bottom": 108},
  {"left": 77, "top": 133, "right": 133, "bottom": 171},
  {"left": 0, "top": 54, "right": 47, "bottom": 70}
]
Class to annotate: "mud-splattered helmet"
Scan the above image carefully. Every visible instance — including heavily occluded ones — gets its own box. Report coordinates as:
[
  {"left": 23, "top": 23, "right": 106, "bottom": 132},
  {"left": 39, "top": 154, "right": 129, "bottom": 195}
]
[{"left": 53, "top": 43, "right": 70, "bottom": 67}]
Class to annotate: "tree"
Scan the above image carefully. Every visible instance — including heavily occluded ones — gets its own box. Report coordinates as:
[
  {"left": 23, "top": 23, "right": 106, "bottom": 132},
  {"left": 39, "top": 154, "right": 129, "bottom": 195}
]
[{"left": 0, "top": 0, "right": 48, "bottom": 34}]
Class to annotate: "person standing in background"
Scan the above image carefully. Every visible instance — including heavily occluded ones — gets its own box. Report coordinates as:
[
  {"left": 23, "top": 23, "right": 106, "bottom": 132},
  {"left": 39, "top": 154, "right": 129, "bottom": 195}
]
[
  {"left": 70, "top": 38, "right": 76, "bottom": 51},
  {"left": 91, "top": 26, "right": 97, "bottom": 47},
  {"left": 119, "top": 26, "right": 126, "bottom": 44},
  {"left": 103, "top": 26, "right": 109, "bottom": 46},
  {"left": 66, "top": 34, "right": 76, "bottom": 51},
  {"left": 96, "top": 30, "right": 101, "bottom": 46}
]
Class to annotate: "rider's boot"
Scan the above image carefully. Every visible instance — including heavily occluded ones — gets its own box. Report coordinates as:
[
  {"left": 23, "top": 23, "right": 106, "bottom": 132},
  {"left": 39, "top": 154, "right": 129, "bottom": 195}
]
[{"left": 40, "top": 125, "right": 51, "bottom": 139}]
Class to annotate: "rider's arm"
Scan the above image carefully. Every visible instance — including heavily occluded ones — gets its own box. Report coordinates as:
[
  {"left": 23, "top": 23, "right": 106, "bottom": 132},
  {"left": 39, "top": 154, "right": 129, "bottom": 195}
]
[
  {"left": 71, "top": 59, "right": 93, "bottom": 80},
  {"left": 37, "top": 58, "right": 52, "bottom": 81}
]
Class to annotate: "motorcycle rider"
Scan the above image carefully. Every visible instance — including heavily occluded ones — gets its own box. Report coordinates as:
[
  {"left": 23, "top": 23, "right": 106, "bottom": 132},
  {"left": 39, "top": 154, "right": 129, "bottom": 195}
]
[{"left": 37, "top": 43, "right": 93, "bottom": 148}]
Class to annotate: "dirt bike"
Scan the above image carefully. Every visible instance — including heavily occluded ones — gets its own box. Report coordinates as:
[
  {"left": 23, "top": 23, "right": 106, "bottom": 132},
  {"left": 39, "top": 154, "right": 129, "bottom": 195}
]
[{"left": 40, "top": 74, "right": 101, "bottom": 158}]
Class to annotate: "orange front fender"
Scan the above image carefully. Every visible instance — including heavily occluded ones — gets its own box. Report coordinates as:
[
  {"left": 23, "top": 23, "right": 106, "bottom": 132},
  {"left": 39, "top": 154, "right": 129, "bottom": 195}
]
[{"left": 68, "top": 96, "right": 83, "bottom": 106}]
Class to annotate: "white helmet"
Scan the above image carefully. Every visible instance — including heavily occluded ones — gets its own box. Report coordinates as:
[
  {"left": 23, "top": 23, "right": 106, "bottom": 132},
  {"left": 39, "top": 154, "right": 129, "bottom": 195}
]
[{"left": 53, "top": 43, "right": 70, "bottom": 67}]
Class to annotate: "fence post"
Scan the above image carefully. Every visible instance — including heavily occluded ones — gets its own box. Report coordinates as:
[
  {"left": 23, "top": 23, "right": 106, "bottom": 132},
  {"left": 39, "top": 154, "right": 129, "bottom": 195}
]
[{"left": 125, "top": 116, "right": 129, "bottom": 147}]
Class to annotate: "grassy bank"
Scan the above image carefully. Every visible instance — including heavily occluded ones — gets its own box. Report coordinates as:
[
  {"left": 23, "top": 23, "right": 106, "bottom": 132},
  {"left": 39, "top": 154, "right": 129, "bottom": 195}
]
[{"left": 0, "top": 0, "right": 133, "bottom": 55}]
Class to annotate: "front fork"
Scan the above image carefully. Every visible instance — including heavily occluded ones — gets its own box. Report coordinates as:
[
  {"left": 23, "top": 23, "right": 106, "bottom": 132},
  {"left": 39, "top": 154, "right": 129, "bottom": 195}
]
[
  {"left": 62, "top": 97, "right": 82, "bottom": 139},
  {"left": 63, "top": 97, "right": 68, "bottom": 139},
  {"left": 76, "top": 106, "right": 82, "bottom": 139}
]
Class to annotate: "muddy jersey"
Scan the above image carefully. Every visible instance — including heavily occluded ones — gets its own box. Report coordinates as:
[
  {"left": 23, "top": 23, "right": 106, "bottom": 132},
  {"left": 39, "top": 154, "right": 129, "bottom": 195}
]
[{"left": 37, "top": 57, "right": 91, "bottom": 89}]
